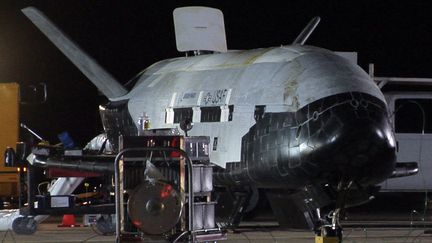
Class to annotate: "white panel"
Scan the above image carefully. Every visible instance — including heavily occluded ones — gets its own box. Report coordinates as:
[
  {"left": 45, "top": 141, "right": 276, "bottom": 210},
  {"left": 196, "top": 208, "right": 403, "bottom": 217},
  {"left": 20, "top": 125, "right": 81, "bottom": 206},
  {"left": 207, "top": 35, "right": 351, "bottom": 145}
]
[
  {"left": 192, "top": 107, "right": 201, "bottom": 123},
  {"left": 199, "top": 89, "right": 231, "bottom": 106},
  {"left": 51, "top": 196, "right": 70, "bottom": 208},
  {"left": 176, "top": 91, "right": 200, "bottom": 107},
  {"left": 220, "top": 105, "right": 229, "bottom": 122},
  {"left": 173, "top": 7, "right": 227, "bottom": 53},
  {"left": 165, "top": 108, "right": 174, "bottom": 124}
]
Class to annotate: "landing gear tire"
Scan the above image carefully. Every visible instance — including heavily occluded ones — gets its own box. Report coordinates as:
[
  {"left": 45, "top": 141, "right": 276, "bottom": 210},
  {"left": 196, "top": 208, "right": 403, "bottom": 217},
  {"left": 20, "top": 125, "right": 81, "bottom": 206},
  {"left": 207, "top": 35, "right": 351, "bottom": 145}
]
[{"left": 12, "top": 216, "right": 37, "bottom": 235}]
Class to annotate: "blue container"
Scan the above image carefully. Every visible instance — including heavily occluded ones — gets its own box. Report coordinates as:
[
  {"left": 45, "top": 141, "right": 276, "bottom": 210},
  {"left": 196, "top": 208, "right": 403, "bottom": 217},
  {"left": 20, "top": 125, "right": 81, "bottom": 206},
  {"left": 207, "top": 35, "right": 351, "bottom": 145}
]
[{"left": 58, "top": 131, "right": 75, "bottom": 149}]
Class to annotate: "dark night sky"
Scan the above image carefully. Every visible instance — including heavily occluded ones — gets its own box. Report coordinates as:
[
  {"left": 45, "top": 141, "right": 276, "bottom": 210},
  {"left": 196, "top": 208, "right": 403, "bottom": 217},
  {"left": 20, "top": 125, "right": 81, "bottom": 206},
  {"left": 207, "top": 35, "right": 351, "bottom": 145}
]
[{"left": 1, "top": 1, "right": 432, "bottom": 145}]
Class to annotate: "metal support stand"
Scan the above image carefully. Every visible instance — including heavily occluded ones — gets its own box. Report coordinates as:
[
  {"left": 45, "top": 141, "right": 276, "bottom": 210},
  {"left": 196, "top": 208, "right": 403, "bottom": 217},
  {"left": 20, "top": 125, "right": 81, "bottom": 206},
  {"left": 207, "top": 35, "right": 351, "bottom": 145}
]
[{"left": 114, "top": 147, "right": 195, "bottom": 243}]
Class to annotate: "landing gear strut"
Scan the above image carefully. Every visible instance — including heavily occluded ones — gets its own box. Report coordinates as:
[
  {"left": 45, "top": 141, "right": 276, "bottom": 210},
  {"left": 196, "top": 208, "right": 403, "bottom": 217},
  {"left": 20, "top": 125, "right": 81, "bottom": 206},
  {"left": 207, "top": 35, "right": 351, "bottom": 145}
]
[
  {"left": 315, "top": 180, "right": 353, "bottom": 243},
  {"left": 215, "top": 186, "right": 258, "bottom": 230}
]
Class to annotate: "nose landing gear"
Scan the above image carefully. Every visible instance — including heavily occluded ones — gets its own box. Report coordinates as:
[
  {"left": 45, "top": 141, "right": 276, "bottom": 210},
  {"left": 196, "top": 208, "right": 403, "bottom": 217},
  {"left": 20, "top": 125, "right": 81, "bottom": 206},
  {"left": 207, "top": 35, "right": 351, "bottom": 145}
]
[{"left": 314, "top": 180, "right": 353, "bottom": 243}]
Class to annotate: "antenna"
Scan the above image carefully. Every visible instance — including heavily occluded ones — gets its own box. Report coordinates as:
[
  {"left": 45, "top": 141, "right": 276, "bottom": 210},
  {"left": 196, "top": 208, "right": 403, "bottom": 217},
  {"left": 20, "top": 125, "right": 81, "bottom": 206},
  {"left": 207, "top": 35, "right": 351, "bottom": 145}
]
[
  {"left": 292, "top": 16, "right": 321, "bottom": 45},
  {"left": 173, "top": 7, "right": 227, "bottom": 53}
]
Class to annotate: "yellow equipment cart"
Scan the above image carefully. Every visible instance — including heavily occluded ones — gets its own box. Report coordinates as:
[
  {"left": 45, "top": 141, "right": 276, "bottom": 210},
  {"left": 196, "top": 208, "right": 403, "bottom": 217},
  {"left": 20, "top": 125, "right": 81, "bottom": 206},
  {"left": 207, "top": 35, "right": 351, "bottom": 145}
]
[{"left": 0, "top": 83, "right": 20, "bottom": 206}]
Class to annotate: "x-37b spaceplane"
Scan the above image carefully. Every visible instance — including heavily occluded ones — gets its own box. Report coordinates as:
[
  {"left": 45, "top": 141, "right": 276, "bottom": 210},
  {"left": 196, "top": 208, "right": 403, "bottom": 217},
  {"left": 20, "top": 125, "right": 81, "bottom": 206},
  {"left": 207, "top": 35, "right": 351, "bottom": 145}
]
[{"left": 5, "top": 6, "right": 417, "bottom": 242}]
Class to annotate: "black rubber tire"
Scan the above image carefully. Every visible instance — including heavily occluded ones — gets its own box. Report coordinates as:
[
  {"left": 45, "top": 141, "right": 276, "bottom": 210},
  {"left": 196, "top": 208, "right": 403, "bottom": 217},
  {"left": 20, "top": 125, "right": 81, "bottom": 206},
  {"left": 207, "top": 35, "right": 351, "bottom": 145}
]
[{"left": 12, "top": 217, "right": 37, "bottom": 235}]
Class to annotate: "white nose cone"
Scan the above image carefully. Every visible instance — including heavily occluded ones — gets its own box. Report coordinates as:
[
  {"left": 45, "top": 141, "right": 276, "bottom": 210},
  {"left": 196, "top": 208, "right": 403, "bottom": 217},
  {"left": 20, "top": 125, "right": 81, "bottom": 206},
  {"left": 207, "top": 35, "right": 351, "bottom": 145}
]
[{"left": 173, "top": 6, "right": 227, "bottom": 53}]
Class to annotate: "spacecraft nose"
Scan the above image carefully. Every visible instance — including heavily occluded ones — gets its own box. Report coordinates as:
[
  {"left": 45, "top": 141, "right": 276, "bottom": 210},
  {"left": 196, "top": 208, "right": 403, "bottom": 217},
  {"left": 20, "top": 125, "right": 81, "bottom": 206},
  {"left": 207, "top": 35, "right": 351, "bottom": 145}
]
[
  {"left": 304, "top": 94, "right": 396, "bottom": 185},
  {"left": 331, "top": 118, "right": 395, "bottom": 184}
]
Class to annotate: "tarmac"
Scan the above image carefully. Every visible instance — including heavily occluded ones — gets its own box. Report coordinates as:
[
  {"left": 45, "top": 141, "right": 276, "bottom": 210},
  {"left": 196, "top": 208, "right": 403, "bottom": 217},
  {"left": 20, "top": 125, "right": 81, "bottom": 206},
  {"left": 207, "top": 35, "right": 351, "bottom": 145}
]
[
  {"left": 2, "top": 192, "right": 432, "bottom": 242},
  {"left": 1, "top": 218, "right": 432, "bottom": 243}
]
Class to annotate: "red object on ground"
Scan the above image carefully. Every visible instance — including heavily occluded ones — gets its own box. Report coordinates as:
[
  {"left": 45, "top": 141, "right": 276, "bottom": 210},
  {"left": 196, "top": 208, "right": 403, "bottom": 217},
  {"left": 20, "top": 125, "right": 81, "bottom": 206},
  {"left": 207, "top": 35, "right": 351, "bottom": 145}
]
[{"left": 58, "top": 214, "right": 80, "bottom": 227}]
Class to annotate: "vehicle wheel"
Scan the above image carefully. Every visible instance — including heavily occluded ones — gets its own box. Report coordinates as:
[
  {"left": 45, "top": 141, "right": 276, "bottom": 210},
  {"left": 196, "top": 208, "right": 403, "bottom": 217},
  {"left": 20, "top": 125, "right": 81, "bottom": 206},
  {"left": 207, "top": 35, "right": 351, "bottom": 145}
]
[
  {"left": 12, "top": 217, "right": 37, "bottom": 235},
  {"left": 93, "top": 214, "right": 115, "bottom": 235}
]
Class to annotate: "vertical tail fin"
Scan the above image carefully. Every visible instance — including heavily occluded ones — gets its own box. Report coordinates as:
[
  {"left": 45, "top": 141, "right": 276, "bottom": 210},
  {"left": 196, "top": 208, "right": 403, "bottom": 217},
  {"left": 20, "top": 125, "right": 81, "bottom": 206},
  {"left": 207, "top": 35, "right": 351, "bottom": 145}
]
[
  {"left": 22, "top": 7, "right": 127, "bottom": 99},
  {"left": 292, "top": 16, "right": 321, "bottom": 45}
]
